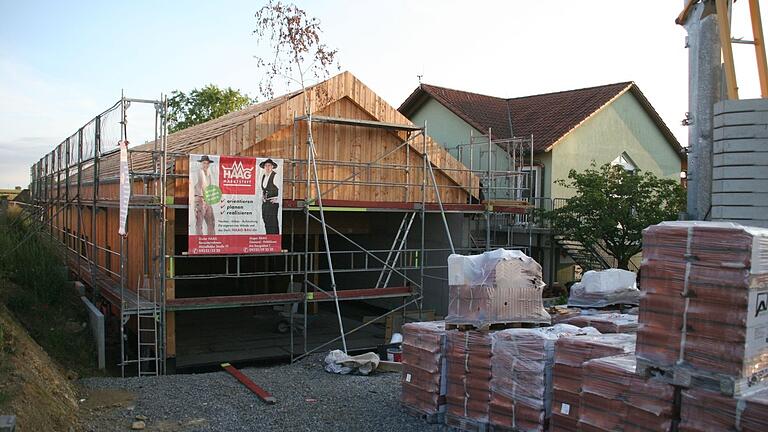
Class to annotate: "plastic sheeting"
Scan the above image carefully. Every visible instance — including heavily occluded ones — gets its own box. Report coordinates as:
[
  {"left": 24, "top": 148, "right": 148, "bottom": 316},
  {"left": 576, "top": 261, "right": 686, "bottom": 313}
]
[
  {"left": 568, "top": 269, "right": 640, "bottom": 308},
  {"left": 489, "top": 324, "right": 584, "bottom": 432},
  {"left": 447, "top": 249, "right": 550, "bottom": 327}
]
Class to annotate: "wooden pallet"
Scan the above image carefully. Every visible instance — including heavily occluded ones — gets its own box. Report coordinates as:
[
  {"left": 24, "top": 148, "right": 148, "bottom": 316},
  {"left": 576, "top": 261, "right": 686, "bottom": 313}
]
[
  {"left": 445, "top": 413, "right": 489, "bottom": 432},
  {"left": 446, "top": 321, "right": 549, "bottom": 332},
  {"left": 636, "top": 358, "right": 766, "bottom": 397},
  {"left": 400, "top": 404, "right": 444, "bottom": 425}
]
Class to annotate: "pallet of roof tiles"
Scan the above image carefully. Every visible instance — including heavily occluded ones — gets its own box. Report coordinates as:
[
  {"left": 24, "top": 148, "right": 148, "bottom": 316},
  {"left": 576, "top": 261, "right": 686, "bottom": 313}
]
[
  {"left": 567, "top": 269, "right": 640, "bottom": 308},
  {"left": 637, "top": 221, "right": 768, "bottom": 396},
  {"left": 679, "top": 387, "right": 768, "bottom": 431},
  {"left": 550, "top": 332, "right": 636, "bottom": 432},
  {"left": 559, "top": 312, "right": 638, "bottom": 333},
  {"left": 400, "top": 321, "right": 447, "bottom": 423},
  {"left": 445, "top": 330, "right": 494, "bottom": 431},
  {"left": 447, "top": 249, "right": 551, "bottom": 330},
  {"left": 578, "top": 354, "right": 675, "bottom": 432},
  {"left": 549, "top": 306, "right": 581, "bottom": 324},
  {"left": 488, "top": 324, "right": 583, "bottom": 432}
]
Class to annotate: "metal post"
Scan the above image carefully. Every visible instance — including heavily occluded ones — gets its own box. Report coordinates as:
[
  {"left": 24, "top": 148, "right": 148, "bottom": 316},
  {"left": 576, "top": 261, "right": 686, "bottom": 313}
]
[
  {"left": 92, "top": 114, "right": 102, "bottom": 296},
  {"left": 684, "top": 0, "right": 722, "bottom": 220},
  {"left": 485, "top": 128, "right": 492, "bottom": 250},
  {"left": 307, "top": 123, "right": 347, "bottom": 354}
]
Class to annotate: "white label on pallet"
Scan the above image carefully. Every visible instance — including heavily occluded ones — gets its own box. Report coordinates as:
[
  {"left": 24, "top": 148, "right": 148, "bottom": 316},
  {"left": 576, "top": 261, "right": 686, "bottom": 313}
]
[
  {"left": 405, "top": 373, "right": 412, "bottom": 383},
  {"left": 561, "top": 403, "right": 571, "bottom": 416}
]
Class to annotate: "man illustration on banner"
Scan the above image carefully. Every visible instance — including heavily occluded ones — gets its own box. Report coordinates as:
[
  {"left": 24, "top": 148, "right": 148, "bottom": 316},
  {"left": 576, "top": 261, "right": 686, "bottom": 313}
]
[
  {"left": 193, "top": 155, "right": 217, "bottom": 235},
  {"left": 260, "top": 158, "right": 280, "bottom": 234}
]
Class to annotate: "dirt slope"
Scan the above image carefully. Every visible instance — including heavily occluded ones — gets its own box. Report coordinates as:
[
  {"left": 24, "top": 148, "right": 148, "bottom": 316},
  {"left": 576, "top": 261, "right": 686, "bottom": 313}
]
[{"left": 0, "top": 304, "right": 80, "bottom": 431}]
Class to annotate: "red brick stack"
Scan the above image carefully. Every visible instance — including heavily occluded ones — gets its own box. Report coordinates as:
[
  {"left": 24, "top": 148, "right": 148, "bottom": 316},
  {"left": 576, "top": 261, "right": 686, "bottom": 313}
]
[
  {"left": 559, "top": 312, "right": 638, "bottom": 334},
  {"left": 444, "top": 330, "right": 494, "bottom": 430},
  {"left": 489, "top": 325, "right": 582, "bottom": 432},
  {"left": 578, "top": 354, "right": 675, "bottom": 432},
  {"left": 638, "top": 221, "right": 768, "bottom": 386},
  {"left": 400, "top": 321, "right": 447, "bottom": 417},
  {"left": 550, "top": 333, "right": 636, "bottom": 431},
  {"left": 679, "top": 387, "right": 768, "bottom": 431}
]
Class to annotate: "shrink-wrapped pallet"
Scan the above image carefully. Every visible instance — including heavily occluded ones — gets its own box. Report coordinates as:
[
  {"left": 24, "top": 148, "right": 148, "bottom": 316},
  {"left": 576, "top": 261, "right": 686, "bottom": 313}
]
[
  {"left": 679, "top": 387, "right": 768, "bottom": 432},
  {"left": 445, "top": 330, "right": 494, "bottom": 430},
  {"left": 579, "top": 354, "right": 675, "bottom": 432},
  {"left": 447, "top": 249, "right": 550, "bottom": 327},
  {"left": 400, "top": 321, "right": 447, "bottom": 417},
  {"left": 559, "top": 312, "right": 638, "bottom": 333},
  {"left": 489, "top": 324, "right": 583, "bottom": 432},
  {"left": 568, "top": 269, "right": 640, "bottom": 308},
  {"left": 638, "top": 221, "right": 768, "bottom": 393},
  {"left": 550, "top": 333, "right": 636, "bottom": 432}
]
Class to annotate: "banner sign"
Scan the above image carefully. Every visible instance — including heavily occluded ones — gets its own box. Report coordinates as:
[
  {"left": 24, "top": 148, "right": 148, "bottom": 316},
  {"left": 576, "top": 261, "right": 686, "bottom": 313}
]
[
  {"left": 188, "top": 154, "right": 283, "bottom": 254},
  {"left": 118, "top": 140, "right": 130, "bottom": 236}
]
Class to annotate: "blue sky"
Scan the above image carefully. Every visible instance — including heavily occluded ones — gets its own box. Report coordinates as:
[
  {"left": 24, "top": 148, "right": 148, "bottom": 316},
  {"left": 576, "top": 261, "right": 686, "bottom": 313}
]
[{"left": 1, "top": 1, "right": 766, "bottom": 187}]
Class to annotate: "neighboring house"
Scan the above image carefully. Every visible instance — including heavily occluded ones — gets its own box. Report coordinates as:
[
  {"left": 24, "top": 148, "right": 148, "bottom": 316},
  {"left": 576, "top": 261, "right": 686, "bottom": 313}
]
[
  {"left": 0, "top": 186, "right": 24, "bottom": 201},
  {"left": 399, "top": 82, "right": 686, "bottom": 286}
]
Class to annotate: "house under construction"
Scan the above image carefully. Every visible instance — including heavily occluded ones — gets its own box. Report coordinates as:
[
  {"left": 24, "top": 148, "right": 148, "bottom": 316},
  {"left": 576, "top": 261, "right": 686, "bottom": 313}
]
[{"left": 27, "top": 72, "right": 533, "bottom": 374}]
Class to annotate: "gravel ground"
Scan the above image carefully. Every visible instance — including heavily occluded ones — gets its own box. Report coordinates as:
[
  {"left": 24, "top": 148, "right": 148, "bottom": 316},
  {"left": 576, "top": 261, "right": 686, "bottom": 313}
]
[{"left": 78, "top": 355, "right": 440, "bottom": 432}]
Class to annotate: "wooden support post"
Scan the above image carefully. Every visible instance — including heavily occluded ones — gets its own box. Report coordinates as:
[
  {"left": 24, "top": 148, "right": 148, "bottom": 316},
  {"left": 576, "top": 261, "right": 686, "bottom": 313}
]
[
  {"left": 717, "top": 0, "right": 740, "bottom": 99},
  {"left": 749, "top": 0, "right": 768, "bottom": 97}
]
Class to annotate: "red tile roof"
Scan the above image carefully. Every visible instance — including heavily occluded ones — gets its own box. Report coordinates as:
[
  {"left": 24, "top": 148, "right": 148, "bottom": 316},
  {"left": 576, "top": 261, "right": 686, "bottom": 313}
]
[{"left": 399, "top": 82, "right": 684, "bottom": 156}]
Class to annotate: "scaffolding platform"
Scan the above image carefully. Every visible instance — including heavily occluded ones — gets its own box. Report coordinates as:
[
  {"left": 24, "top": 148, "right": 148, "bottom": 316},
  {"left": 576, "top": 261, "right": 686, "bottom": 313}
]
[{"left": 67, "top": 254, "right": 158, "bottom": 315}]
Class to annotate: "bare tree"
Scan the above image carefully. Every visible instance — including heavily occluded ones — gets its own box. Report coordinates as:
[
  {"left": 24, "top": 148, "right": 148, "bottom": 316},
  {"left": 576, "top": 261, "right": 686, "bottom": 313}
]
[
  {"left": 254, "top": 1, "right": 339, "bottom": 100},
  {"left": 253, "top": 1, "right": 347, "bottom": 354}
]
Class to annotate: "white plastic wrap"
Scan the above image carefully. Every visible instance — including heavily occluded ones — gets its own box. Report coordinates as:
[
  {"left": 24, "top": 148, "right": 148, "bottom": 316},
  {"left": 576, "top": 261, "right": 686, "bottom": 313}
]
[
  {"left": 568, "top": 269, "right": 640, "bottom": 308},
  {"left": 489, "top": 324, "right": 585, "bottom": 432},
  {"left": 447, "top": 249, "right": 551, "bottom": 327}
]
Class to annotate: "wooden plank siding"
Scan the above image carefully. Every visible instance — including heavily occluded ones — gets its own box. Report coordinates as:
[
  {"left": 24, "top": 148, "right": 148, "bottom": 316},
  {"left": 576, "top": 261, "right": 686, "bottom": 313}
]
[{"left": 44, "top": 71, "right": 485, "bottom": 361}]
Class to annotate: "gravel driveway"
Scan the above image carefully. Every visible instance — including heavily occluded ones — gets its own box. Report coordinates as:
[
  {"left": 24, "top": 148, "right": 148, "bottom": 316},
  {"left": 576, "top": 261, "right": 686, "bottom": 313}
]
[{"left": 78, "top": 356, "right": 439, "bottom": 432}]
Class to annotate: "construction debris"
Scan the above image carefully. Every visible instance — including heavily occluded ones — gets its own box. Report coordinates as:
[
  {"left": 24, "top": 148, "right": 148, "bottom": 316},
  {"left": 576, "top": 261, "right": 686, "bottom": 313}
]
[
  {"left": 323, "top": 350, "right": 380, "bottom": 376},
  {"left": 221, "top": 363, "right": 276, "bottom": 404}
]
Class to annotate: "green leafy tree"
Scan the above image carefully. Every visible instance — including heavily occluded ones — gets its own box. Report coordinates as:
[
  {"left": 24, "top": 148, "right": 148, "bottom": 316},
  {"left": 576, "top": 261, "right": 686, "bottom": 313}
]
[
  {"left": 167, "top": 85, "right": 254, "bottom": 133},
  {"left": 545, "top": 164, "right": 686, "bottom": 270}
]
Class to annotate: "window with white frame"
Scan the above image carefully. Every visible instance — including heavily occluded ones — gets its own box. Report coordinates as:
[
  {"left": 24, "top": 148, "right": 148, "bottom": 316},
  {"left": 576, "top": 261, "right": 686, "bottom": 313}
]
[{"left": 611, "top": 152, "right": 638, "bottom": 172}]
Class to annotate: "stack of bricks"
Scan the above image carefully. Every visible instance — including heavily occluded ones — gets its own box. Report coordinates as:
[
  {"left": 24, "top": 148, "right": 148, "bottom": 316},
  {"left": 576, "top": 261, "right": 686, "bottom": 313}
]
[
  {"left": 550, "top": 333, "right": 636, "bottom": 431},
  {"left": 400, "top": 321, "right": 447, "bottom": 419},
  {"left": 679, "top": 387, "right": 768, "bottom": 431},
  {"left": 578, "top": 354, "right": 676, "bottom": 432},
  {"left": 559, "top": 312, "right": 638, "bottom": 334},
  {"left": 638, "top": 221, "right": 768, "bottom": 384},
  {"left": 635, "top": 221, "right": 768, "bottom": 431},
  {"left": 444, "top": 330, "right": 494, "bottom": 430},
  {"left": 489, "top": 325, "right": 582, "bottom": 432}
]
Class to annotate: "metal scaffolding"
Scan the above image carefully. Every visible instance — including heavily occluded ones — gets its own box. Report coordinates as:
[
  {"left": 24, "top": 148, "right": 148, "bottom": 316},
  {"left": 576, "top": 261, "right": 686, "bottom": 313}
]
[
  {"left": 28, "top": 96, "right": 169, "bottom": 377},
  {"left": 27, "top": 98, "right": 532, "bottom": 374}
]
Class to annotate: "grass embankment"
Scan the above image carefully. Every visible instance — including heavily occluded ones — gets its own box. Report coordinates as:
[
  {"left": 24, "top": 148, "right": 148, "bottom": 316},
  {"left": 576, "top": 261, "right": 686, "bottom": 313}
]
[{"left": 0, "top": 205, "right": 104, "bottom": 410}]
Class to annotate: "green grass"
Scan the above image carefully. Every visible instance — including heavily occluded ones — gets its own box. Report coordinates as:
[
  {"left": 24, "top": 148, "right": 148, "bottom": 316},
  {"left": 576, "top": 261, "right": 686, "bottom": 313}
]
[{"left": 0, "top": 207, "right": 103, "bottom": 377}]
